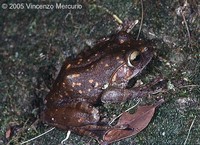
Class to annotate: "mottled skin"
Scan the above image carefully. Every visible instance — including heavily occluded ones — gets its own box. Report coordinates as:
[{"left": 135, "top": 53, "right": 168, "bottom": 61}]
[{"left": 41, "top": 31, "right": 154, "bottom": 140}]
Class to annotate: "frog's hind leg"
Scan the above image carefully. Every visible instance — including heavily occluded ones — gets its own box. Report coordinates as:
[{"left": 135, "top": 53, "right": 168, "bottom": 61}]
[
  {"left": 41, "top": 101, "right": 100, "bottom": 129},
  {"left": 41, "top": 101, "right": 113, "bottom": 142}
]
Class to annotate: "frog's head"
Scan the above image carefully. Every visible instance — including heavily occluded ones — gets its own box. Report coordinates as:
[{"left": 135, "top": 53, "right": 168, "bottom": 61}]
[{"left": 109, "top": 31, "right": 153, "bottom": 87}]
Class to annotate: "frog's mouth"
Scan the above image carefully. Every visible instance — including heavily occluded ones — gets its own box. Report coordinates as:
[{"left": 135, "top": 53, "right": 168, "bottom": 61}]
[{"left": 110, "top": 47, "right": 153, "bottom": 87}]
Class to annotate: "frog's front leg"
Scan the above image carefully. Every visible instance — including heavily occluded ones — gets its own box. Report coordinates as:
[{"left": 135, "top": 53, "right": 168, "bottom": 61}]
[
  {"left": 101, "top": 78, "right": 165, "bottom": 103},
  {"left": 101, "top": 86, "right": 144, "bottom": 103}
]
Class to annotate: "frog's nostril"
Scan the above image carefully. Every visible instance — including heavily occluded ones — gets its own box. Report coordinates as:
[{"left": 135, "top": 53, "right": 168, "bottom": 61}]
[{"left": 141, "top": 47, "right": 148, "bottom": 52}]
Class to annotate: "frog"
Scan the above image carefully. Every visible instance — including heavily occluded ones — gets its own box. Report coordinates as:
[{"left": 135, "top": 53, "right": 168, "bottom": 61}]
[{"left": 41, "top": 25, "right": 158, "bottom": 142}]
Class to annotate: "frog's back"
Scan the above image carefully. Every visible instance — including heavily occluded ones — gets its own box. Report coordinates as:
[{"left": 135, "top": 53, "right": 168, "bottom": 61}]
[{"left": 45, "top": 31, "right": 150, "bottom": 107}]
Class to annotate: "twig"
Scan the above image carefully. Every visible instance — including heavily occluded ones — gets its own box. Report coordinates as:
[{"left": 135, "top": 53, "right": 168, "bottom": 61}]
[
  {"left": 20, "top": 127, "right": 55, "bottom": 145},
  {"left": 136, "top": 0, "right": 144, "bottom": 40},
  {"left": 61, "top": 130, "right": 71, "bottom": 145},
  {"left": 126, "top": 20, "right": 139, "bottom": 33},
  {"left": 183, "top": 116, "right": 196, "bottom": 145},
  {"left": 178, "top": 85, "right": 199, "bottom": 89},
  {"left": 180, "top": 1, "right": 191, "bottom": 47},
  {"left": 109, "top": 99, "right": 141, "bottom": 125}
]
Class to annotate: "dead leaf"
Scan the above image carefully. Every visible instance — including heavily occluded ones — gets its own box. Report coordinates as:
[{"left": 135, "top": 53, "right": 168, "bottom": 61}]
[{"left": 102, "top": 99, "right": 164, "bottom": 144}]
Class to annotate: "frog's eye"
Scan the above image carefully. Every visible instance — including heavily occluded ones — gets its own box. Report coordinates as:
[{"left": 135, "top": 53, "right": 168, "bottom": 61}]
[{"left": 128, "top": 51, "right": 141, "bottom": 67}]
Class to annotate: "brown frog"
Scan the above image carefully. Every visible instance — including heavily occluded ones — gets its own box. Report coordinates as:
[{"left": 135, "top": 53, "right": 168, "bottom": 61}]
[{"left": 41, "top": 29, "right": 155, "bottom": 141}]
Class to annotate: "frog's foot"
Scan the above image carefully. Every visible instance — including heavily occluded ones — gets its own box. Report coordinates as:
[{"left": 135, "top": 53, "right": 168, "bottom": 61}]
[
  {"left": 73, "top": 123, "right": 130, "bottom": 143},
  {"left": 138, "top": 77, "right": 167, "bottom": 95},
  {"left": 71, "top": 125, "right": 108, "bottom": 142}
]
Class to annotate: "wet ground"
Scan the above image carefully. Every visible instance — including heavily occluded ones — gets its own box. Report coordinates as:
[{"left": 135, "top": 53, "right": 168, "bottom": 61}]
[{"left": 0, "top": 0, "right": 199, "bottom": 145}]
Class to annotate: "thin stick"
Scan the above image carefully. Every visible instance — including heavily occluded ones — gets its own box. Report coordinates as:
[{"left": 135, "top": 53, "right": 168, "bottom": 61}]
[
  {"left": 183, "top": 116, "right": 196, "bottom": 145},
  {"left": 126, "top": 20, "right": 139, "bottom": 33},
  {"left": 178, "top": 85, "right": 199, "bottom": 89},
  {"left": 20, "top": 127, "right": 55, "bottom": 145},
  {"left": 136, "top": 0, "right": 144, "bottom": 40},
  {"left": 61, "top": 130, "right": 71, "bottom": 145},
  {"left": 109, "top": 99, "right": 141, "bottom": 125},
  {"left": 180, "top": 1, "right": 191, "bottom": 47}
]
